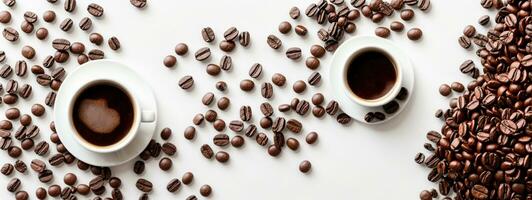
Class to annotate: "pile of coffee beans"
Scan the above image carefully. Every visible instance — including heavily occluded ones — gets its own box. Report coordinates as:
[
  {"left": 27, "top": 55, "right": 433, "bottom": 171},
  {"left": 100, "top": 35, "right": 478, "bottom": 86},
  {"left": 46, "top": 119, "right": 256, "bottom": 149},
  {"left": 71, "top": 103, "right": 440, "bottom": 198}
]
[{"left": 417, "top": 0, "right": 532, "bottom": 199}]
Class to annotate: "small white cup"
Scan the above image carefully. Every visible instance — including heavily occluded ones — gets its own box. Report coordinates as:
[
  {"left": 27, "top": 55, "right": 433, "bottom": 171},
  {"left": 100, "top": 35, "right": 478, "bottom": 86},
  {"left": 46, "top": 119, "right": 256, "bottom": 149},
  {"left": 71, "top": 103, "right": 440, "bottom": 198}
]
[
  {"left": 67, "top": 79, "right": 155, "bottom": 153},
  {"left": 341, "top": 47, "right": 403, "bottom": 107}
]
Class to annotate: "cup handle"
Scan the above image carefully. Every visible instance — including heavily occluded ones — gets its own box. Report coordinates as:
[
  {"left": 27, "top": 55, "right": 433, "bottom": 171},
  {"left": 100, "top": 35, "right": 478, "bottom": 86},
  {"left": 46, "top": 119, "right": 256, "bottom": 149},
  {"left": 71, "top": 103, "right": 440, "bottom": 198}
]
[{"left": 141, "top": 110, "right": 156, "bottom": 123}]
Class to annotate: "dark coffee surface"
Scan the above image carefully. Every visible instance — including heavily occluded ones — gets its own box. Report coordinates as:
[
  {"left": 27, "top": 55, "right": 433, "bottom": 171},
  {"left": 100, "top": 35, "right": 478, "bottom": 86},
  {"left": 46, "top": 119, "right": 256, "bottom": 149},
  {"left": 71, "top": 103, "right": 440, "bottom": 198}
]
[
  {"left": 72, "top": 84, "right": 134, "bottom": 146},
  {"left": 346, "top": 50, "right": 397, "bottom": 100}
]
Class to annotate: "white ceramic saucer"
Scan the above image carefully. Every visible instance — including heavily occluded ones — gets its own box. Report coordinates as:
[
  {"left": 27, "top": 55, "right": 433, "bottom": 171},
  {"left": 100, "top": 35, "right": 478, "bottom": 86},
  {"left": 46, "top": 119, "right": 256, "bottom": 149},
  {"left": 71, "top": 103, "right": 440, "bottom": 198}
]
[
  {"left": 329, "top": 36, "right": 414, "bottom": 124},
  {"left": 54, "top": 60, "right": 157, "bottom": 166}
]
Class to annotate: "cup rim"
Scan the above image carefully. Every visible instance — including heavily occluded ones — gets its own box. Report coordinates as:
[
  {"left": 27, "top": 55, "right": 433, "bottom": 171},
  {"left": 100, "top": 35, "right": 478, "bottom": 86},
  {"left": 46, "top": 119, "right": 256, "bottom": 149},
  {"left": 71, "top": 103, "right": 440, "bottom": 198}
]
[
  {"left": 68, "top": 79, "right": 141, "bottom": 154},
  {"left": 341, "top": 46, "right": 403, "bottom": 107}
]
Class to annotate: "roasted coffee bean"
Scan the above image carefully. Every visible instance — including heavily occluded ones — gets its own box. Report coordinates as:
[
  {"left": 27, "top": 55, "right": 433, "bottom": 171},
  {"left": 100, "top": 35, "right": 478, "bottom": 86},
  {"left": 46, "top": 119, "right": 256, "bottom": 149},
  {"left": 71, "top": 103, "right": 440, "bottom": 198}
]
[
  {"left": 159, "top": 157, "right": 172, "bottom": 171},
  {"left": 48, "top": 153, "right": 64, "bottom": 166},
  {"left": 133, "top": 160, "right": 145, "bottom": 174},
  {"left": 173, "top": 43, "right": 189, "bottom": 56},
  {"left": 438, "top": 84, "right": 451, "bottom": 96},
  {"left": 325, "top": 40, "right": 339, "bottom": 52},
  {"left": 200, "top": 184, "right": 212, "bottom": 197},
  {"left": 163, "top": 55, "right": 176, "bottom": 67},
  {"left": 51, "top": 67, "right": 65, "bottom": 79},
  {"left": 478, "top": 15, "right": 489, "bottom": 25},
  {"left": 179, "top": 75, "right": 194, "bottom": 89},
  {"left": 136, "top": 178, "right": 152, "bottom": 192},
  {"left": 286, "top": 137, "right": 299, "bottom": 150},
  {"left": 310, "top": 45, "right": 326, "bottom": 58},
  {"left": 130, "top": 0, "right": 146, "bottom": 8},
  {"left": 375, "top": 27, "right": 390, "bottom": 38},
  {"left": 213, "top": 133, "right": 230, "bottom": 147},
  {"left": 216, "top": 81, "right": 226, "bottom": 90},
  {"left": 48, "top": 184, "right": 61, "bottom": 197},
  {"left": 272, "top": 117, "right": 286, "bottom": 133},
  {"left": 260, "top": 102, "right": 274, "bottom": 117},
  {"left": 239, "top": 31, "right": 250, "bottom": 47},
  {"left": 5, "top": 107, "right": 19, "bottom": 119},
  {"left": 59, "top": 18, "right": 73, "bottom": 31},
  {"left": 259, "top": 117, "right": 272, "bottom": 129},
  {"left": 19, "top": 114, "right": 31, "bottom": 126},
  {"left": 326, "top": 100, "right": 339, "bottom": 115},
  {"left": 206, "top": 64, "right": 221, "bottom": 76},
  {"left": 201, "top": 27, "right": 215, "bottom": 43},
  {"left": 3, "top": 27, "right": 19, "bottom": 42},
  {"left": 305, "top": 57, "right": 320, "bottom": 70},
  {"left": 418, "top": 0, "right": 430, "bottom": 10},
  {"left": 15, "top": 61, "right": 27, "bottom": 77},
  {"left": 229, "top": 120, "right": 244, "bottom": 132},
  {"left": 312, "top": 106, "right": 325, "bottom": 117},
  {"left": 42, "top": 10, "right": 55, "bottom": 22},
  {"left": 399, "top": 9, "right": 414, "bottom": 21},
  {"left": 195, "top": 47, "right": 210, "bottom": 61},
  {"left": 278, "top": 21, "right": 292, "bottom": 34},
  {"left": 296, "top": 100, "right": 310, "bottom": 115},
  {"left": 35, "top": 28, "right": 48, "bottom": 40},
  {"left": 219, "top": 55, "right": 232, "bottom": 70},
  {"left": 219, "top": 40, "right": 235, "bottom": 52},
  {"left": 7, "top": 178, "right": 20, "bottom": 192},
  {"left": 407, "top": 28, "right": 423, "bottom": 40},
  {"left": 256, "top": 132, "right": 268, "bottom": 146},
  {"left": 390, "top": 21, "right": 404, "bottom": 32},
  {"left": 161, "top": 142, "right": 176, "bottom": 156},
  {"left": 88, "top": 49, "right": 104, "bottom": 60},
  {"left": 278, "top": 104, "right": 291, "bottom": 112},
  {"left": 0, "top": 64, "right": 12, "bottom": 78},
  {"left": 192, "top": 113, "right": 204, "bottom": 125},
  {"left": 31, "top": 65, "right": 44, "bottom": 75},
  {"left": 201, "top": 92, "right": 214, "bottom": 106},
  {"left": 0, "top": 11, "right": 10, "bottom": 24},
  {"left": 271, "top": 73, "right": 286, "bottom": 86},
  {"left": 459, "top": 59, "right": 475, "bottom": 74},
  {"left": 240, "top": 105, "right": 252, "bottom": 121},
  {"left": 286, "top": 47, "right": 302, "bottom": 60},
  {"left": 183, "top": 126, "right": 195, "bottom": 140},
  {"left": 395, "top": 87, "right": 408, "bottom": 100},
  {"left": 64, "top": 0, "right": 76, "bottom": 12},
  {"left": 249, "top": 63, "right": 262, "bottom": 78},
  {"left": 42, "top": 55, "right": 55, "bottom": 68},
  {"left": 223, "top": 27, "right": 239, "bottom": 41},
  {"left": 463, "top": 25, "right": 476, "bottom": 37},
  {"left": 20, "top": 21, "right": 33, "bottom": 33},
  {"left": 8, "top": 146, "right": 21, "bottom": 158},
  {"left": 14, "top": 160, "right": 26, "bottom": 172},
  {"left": 299, "top": 160, "right": 311, "bottom": 173},
  {"left": 108, "top": 37, "right": 121, "bottom": 50},
  {"left": 0, "top": 137, "right": 12, "bottom": 150},
  {"left": 414, "top": 152, "right": 425, "bottom": 164},
  {"left": 289, "top": 6, "right": 300, "bottom": 19},
  {"left": 261, "top": 82, "right": 273, "bottom": 99},
  {"left": 293, "top": 80, "right": 306, "bottom": 93},
  {"left": 305, "top": 3, "right": 319, "bottom": 17},
  {"left": 286, "top": 119, "right": 302, "bottom": 133},
  {"left": 63, "top": 173, "right": 77, "bottom": 186},
  {"left": 34, "top": 141, "right": 48, "bottom": 155},
  {"left": 307, "top": 72, "right": 321, "bottom": 86},
  {"left": 0, "top": 51, "right": 5, "bottom": 62},
  {"left": 89, "top": 33, "right": 104, "bottom": 45},
  {"left": 240, "top": 79, "right": 254, "bottom": 91},
  {"left": 244, "top": 124, "right": 257, "bottom": 137},
  {"left": 1, "top": 163, "right": 13, "bottom": 175},
  {"left": 458, "top": 36, "right": 471, "bottom": 49},
  {"left": 167, "top": 178, "right": 181, "bottom": 192},
  {"left": 336, "top": 113, "right": 352, "bottom": 124},
  {"left": 87, "top": 3, "right": 104, "bottom": 17},
  {"left": 382, "top": 100, "right": 399, "bottom": 114},
  {"left": 217, "top": 97, "right": 230, "bottom": 110},
  {"left": 3, "top": 94, "right": 17, "bottom": 104},
  {"left": 200, "top": 144, "right": 214, "bottom": 159},
  {"left": 450, "top": 82, "right": 464, "bottom": 92},
  {"left": 267, "top": 35, "right": 282, "bottom": 49},
  {"left": 36, "top": 74, "right": 52, "bottom": 86},
  {"left": 79, "top": 17, "right": 92, "bottom": 31}
]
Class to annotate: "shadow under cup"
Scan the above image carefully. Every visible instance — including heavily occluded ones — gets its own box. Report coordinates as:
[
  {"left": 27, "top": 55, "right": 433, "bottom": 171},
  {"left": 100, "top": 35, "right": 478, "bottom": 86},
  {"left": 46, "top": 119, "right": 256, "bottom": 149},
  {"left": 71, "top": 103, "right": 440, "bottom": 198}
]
[
  {"left": 69, "top": 80, "right": 140, "bottom": 152},
  {"left": 342, "top": 47, "right": 402, "bottom": 107}
]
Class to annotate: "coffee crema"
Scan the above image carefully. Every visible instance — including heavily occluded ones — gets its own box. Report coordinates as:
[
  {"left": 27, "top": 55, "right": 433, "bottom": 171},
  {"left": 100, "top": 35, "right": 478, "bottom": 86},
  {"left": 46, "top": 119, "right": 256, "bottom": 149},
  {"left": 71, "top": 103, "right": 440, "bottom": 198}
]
[
  {"left": 346, "top": 49, "right": 397, "bottom": 100},
  {"left": 72, "top": 83, "right": 134, "bottom": 146}
]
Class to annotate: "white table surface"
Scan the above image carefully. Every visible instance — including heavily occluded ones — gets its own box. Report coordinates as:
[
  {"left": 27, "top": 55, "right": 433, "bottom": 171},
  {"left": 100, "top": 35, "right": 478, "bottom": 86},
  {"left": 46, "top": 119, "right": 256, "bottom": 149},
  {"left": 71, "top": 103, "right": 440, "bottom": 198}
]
[{"left": 0, "top": 0, "right": 495, "bottom": 199}]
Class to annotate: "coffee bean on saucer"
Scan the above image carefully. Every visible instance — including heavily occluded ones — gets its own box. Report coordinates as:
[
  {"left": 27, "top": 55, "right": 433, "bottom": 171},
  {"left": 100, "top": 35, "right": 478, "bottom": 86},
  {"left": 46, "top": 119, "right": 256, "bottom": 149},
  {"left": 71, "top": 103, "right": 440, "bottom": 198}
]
[
  {"left": 184, "top": 126, "right": 195, "bottom": 140},
  {"left": 200, "top": 184, "right": 212, "bottom": 197},
  {"left": 299, "top": 160, "right": 311, "bottom": 173},
  {"left": 249, "top": 63, "right": 262, "bottom": 78},
  {"left": 219, "top": 40, "right": 235, "bottom": 52},
  {"left": 279, "top": 21, "right": 292, "bottom": 34},
  {"left": 89, "top": 33, "right": 104, "bottom": 45},
  {"left": 87, "top": 3, "right": 104, "bottom": 17},
  {"left": 160, "top": 128, "right": 172, "bottom": 140},
  {"left": 136, "top": 178, "right": 153, "bottom": 192},
  {"left": 217, "top": 97, "right": 230, "bottom": 110},
  {"left": 0, "top": 11, "right": 11, "bottom": 24},
  {"left": 239, "top": 31, "right": 250, "bottom": 47},
  {"left": 108, "top": 37, "right": 121, "bottom": 50},
  {"left": 175, "top": 43, "right": 188, "bottom": 55},
  {"left": 272, "top": 73, "right": 286, "bottom": 86},
  {"left": 407, "top": 28, "right": 423, "bottom": 40},
  {"left": 240, "top": 79, "right": 254, "bottom": 91},
  {"left": 293, "top": 80, "right": 306, "bottom": 93},
  {"left": 60, "top": 18, "right": 73, "bottom": 31},
  {"left": 267, "top": 35, "right": 282, "bottom": 49},
  {"left": 167, "top": 178, "right": 181, "bottom": 192},
  {"left": 383, "top": 100, "right": 399, "bottom": 114},
  {"left": 130, "top": 0, "right": 146, "bottom": 8},
  {"left": 286, "top": 47, "right": 302, "bottom": 60},
  {"left": 439, "top": 84, "right": 451, "bottom": 96},
  {"left": 375, "top": 27, "right": 390, "bottom": 38},
  {"left": 179, "top": 75, "right": 194, "bottom": 90},
  {"left": 79, "top": 17, "right": 92, "bottom": 31},
  {"left": 215, "top": 151, "right": 229, "bottom": 163},
  {"left": 200, "top": 144, "right": 214, "bottom": 159},
  {"left": 306, "top": 57, "right": 320, "bottom": 69},
  {"left": 400, "top": 9, "right": 414, "bottom": 21},
  {"left": 395, "top": 87, "right": 408, "bottom": 100},
  {"left": 159, "top": 157, "right": 172, "bottom": 171},
  {"left": 43, "top": 10, "right": 55, "bottom": 22},
  {"left": 3, "top": 27, "right": 19, "bottom": 42}
]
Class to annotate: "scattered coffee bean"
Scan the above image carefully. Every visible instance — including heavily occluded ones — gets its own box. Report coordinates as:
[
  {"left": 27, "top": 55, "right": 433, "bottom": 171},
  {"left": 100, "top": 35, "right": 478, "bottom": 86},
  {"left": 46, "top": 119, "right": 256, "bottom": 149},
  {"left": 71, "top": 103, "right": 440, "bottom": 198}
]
[
  {"left": 414, "top": 152, "right": 425, "bottom": 164},
  {"left": 458, "top": 36, "right": 471, "bottom": 49},
  {"left": 256, "top": 132, "right": 268, "bottom": 146},
  {"left": 450, "top": 82, "right": 464, "bottom": 92},
  {"left": 195, "top": 47, "right": 211, "bottom": 61},
  {"left": 390, "top": 21, "right": 404, "bottom": 32},
  {"left": 286, "top": 47, "right": 302, "bottom": 60},
  {"left": 88, "top": 49, "right": 104, "bottom": 60},
  {"left": 200, "top": 184, "right": 212, "bottom": 197},
  {"left": 219, "top": 40, "right": 235, "bottom": 52},
  {"left": 200, "top": 144, "right": 214, "bottom": 159},
  {"left": 79, "top": 17, "right": 92, "bottom": 31},
  {"left": 271, "top": 73, "right": 286, "bottom": 86},
  {"left": 400, "top": 9, "right": 414, "bottom": 21},
  {"left": 249, "top": 63, "right": 262, "bottom": 78},
  {"left": 289, "top": 6, "right": 300, "bottom": 19},
  {"left": 299, "top": 160, "right": 311, "bottom": 173},
  {"left": 306, "top": 57, "right": 320, "bottom": 69},
  {"left": 179, "top": 75, "right": 194, "bottom": 90},
  {"left": 267, "top": 35, "right": 282, "bottom": 49},
  {"left": 295, "top": 25, "right": 308, "bottom": 36},
  {"left": 3, "top": 27, "right": 19, "bottom": 42},
  {"left": 7, "top": 178, "right": 21, "bottom": 192},
  {"left": 42, "top": 10, "right": 55, "bottom": 22},
  {"left": 206, "top": 64, "right": 221, "bottom": 76},
  {"left": 89, "top": 33, "right": 104, "bottom": 45},
  {"left": 478, "top": 15, "right": 489, "bottom": 25},
  {"left": 87, "top": 3, "right": 104, "bottom": 17},
  {"left": 407, "top": 28, "right": 423, "bottom": 40},
  {"left": 59, "top": 18, "right": 73, "bottom": 31},
  {"left": 438, "top": 84, "right": 451, "bottom": 96},
  {"left": 308, "top": 72, "right": 321, "bottom": 86},
  {"left": 240, "top": 79, "right": 254, "bottom": 91},
  {"left": 0, "top": 11, "right": 11, "bottom": 24},
  {"left": 136, "top": 178, "right": 153, "bottom": 192},
  {"left": 239, "top": 31, "right": 250, "bottom": 47},
  {"left": 224, "top": 27, "right": 239, "bottom": 41},
  {"left": 201, "top": 27, "right": 215, "bottom": 43},
  {"left": 375, "top": 27, "right": 390, "bottom": 38},
  {"left": 64, "top": 0, "right": 76, "bottom": 12},
  {"left": 217, "top": 97, "right": 230, "bottom": 110},
  {"left": 159, "top": 157, "right": 172, "bottom": 171},
  {"left": 184, "top": 126, "right": 195, "bottom": 140},
  {"left": 192, "top": 113, "right": 204, "bottom": 125},
  {"left": 261, "top": 82, "right": 273, "bottom": 99},
  {"left": 215, "top": 151, "right": 229, "bottom": 163},
  {"left": 305, "top": 132, "right": 318, "bottom": 144},
  {"left": 336, "top": 113, "right": 352, "bottom": 124},
  {"left": 293, "top": 80, "right": 306, "bottom": 93},
  {"left": 108, "top": 37, "right": 121, "bottom": 50},
  {"left": 166, "top": 178, "right": 181, "bottom": 192},
  {"left": 130, "top": 0, "right": 146, "bottom": 8}
]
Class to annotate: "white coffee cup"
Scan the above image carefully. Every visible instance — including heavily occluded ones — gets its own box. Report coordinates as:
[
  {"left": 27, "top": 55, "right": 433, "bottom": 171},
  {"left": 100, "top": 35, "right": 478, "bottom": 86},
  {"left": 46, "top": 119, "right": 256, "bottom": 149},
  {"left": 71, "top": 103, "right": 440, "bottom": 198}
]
[
  {"left": 340, "top": 46, "right": 403, "bottom": 107},
  {"left": 65, "top": 79, "right": 155, "bottom": 153}
]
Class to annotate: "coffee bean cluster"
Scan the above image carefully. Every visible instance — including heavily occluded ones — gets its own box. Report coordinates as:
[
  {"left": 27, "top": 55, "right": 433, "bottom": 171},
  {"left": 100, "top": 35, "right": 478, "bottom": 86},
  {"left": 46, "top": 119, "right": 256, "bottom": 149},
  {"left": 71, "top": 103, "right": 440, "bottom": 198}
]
[
  {"left": 0, "top": 1, "right": 214, "bottom": 199},
  {"left": 418, "top": 0, "right": 532, "bottom": 199}
]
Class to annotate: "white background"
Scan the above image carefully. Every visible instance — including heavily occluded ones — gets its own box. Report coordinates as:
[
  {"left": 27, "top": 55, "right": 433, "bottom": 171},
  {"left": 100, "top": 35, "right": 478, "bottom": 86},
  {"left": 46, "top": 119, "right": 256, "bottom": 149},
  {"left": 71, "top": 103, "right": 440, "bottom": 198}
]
[{"left": 0, "top": 0, "right": 495, "bottom": 199}]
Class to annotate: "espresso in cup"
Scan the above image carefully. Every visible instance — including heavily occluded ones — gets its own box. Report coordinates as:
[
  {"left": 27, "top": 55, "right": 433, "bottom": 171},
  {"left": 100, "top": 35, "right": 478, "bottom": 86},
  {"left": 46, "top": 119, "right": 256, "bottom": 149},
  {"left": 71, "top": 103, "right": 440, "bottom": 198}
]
[
  {"left": 72, "top": 83, "right": 134, "bottom": 146},
  {"left": 346, "top": 49, "right": 397, "bottom": 100}
]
